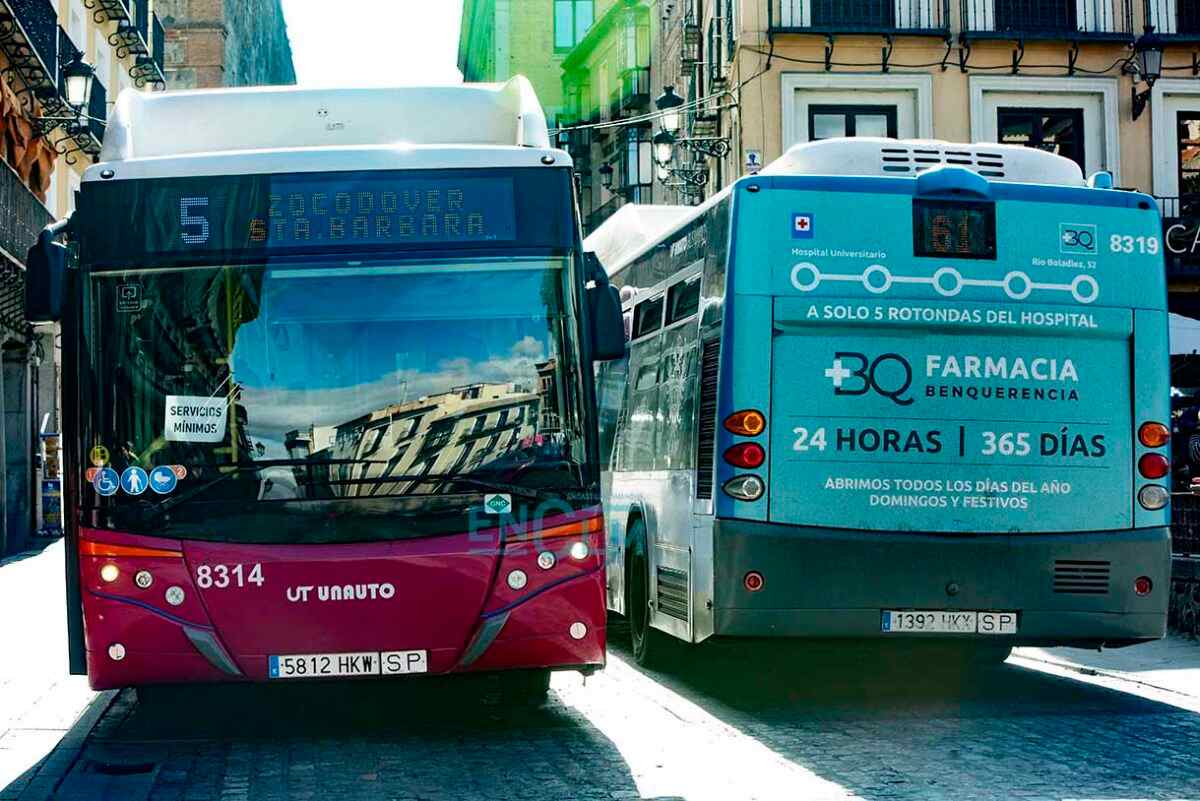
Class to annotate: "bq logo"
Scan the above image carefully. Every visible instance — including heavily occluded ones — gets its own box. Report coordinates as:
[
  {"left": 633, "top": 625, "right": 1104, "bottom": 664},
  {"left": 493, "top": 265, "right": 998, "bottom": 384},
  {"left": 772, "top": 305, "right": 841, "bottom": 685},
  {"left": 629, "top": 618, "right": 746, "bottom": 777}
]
[
  {"left": 1060, "top": 223, "right": 1097, "bottom": 255},
  {"left": 824, "top": 352, "right": 914, "bottom": 406}
]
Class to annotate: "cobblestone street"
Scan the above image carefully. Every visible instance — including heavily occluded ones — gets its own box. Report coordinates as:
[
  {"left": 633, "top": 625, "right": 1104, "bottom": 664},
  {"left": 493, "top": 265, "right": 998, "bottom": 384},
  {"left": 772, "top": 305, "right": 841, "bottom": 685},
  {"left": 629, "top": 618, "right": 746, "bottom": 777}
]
[{"left": 3, "top": 543, "right": 1199, "bottom": 801}]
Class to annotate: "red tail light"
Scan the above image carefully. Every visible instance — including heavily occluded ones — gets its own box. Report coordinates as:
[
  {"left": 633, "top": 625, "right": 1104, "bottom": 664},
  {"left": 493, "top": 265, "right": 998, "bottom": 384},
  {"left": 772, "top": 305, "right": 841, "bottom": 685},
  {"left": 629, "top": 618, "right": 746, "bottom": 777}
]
[
  {"left": 79, "top": 539, "right": 183, "bottom": 559},
  {"left": 744, "top": 571, "right": 765, "bottom": 592},
  {"left": 1138, "top": 422, "right": 1170, "bottom": 448},
  {"left": 1138, "top": 453, "right": 1169, "bottom": 479},
  {"left": 724, "top": 442, "right": 765, "bottom": 469},
  {"left": 1134, "top": 576, "right": 1153, "bottom": 596}
]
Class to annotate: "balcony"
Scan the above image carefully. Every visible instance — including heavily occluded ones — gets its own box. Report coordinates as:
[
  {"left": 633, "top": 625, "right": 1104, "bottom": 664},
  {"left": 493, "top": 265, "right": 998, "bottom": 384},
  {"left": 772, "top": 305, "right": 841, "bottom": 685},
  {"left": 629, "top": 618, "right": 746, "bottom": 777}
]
[
  {"left": 86, "top": 0, "right": 131, "bottom": 24},
  {"left": 769, "top": 0, "right": 951, "bottom": 35},
  {"left": 961, "top": 0, "right": 1134, "bottom": 41},
  {"left": 1159, "top": 195, "right": 1200, "bottom": 280},
  {"left": 620, "top": 67, "right": 650, "bottom": 112},
  {"left": 0, "top": 157, "right": 52, "bottom": 270},
  {"left": 1, "top": 0, "right": 62, "bottom": 100},
  {"left": 1146, "top": 0, "right": 1200, "bottom": 38}
]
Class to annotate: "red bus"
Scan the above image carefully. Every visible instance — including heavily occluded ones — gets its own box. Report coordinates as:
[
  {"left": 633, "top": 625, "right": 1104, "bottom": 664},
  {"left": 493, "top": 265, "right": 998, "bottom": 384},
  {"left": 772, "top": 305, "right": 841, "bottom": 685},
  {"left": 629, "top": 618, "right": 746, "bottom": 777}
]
[{"left": 27, "top": 79, "right": 624, "bottom": 698}]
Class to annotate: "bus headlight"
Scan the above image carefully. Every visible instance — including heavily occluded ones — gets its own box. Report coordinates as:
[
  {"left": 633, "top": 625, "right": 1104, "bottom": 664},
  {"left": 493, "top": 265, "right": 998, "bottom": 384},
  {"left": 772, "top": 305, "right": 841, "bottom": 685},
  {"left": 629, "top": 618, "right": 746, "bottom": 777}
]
[
  {"left": 1138, "top": 485, "right": 1169, "bottom": 510},
  {"left": 723, "top": 475, "right": 764, "bottom": 502},
  {"left": 99, "top": 564, "right": 119, "bottom": 583}
]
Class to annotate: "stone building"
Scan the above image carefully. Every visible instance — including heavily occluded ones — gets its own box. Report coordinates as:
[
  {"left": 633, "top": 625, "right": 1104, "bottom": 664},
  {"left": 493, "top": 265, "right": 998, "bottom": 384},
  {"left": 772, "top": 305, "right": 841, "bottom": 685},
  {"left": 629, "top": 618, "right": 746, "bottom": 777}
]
[
  {"left": 0, "top": 0, "right": 168, "bottom": 555},
  {"left": 156, "top": 0, "right": 295, "bottom": 89},
  {"left": 458, "top": 0, "right": 593, "bottom": 129}
]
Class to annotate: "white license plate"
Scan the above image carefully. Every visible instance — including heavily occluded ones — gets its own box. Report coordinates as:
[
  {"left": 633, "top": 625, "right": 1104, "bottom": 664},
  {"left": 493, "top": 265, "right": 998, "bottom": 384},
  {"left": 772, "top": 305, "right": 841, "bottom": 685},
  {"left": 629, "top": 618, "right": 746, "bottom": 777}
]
[
  {"left": 268, "top": 650, "right": 428, "bottom": 679},
  {"left": 881, "top": 610, "right": 1018, "bottom": 635}
]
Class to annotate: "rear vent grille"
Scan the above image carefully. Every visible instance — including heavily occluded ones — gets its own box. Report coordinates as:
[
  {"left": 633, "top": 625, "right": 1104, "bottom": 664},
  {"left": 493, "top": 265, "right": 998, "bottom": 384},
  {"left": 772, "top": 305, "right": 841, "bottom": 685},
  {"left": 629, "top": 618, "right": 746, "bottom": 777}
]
[
  {"left": 656, "top": 567, "right": 689, "bottom": 621},
  {"left": 696, "top": 337, "right": 720, "bottom": 500},
  {"left": 1053, "top": 560, "right": 1111, "bottom": 595},
  {"left": 880, "top": 146, "right": 1006, "bottom": 178}
]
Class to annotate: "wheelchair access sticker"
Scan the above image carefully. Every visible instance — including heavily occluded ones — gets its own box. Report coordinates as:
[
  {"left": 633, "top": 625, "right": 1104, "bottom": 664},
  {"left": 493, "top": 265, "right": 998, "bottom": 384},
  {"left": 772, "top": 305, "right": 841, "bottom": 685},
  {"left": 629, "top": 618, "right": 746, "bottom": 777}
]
[{"left": 92, "top": 467, "right": 119, "bottom": 497}]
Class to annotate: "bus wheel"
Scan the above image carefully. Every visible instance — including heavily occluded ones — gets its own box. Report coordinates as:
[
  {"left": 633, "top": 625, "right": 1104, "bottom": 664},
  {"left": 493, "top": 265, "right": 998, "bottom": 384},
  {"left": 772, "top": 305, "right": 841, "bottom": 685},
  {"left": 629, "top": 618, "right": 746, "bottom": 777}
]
[{"left": 626, "top": 519, "right": 676, "bottom": 669}]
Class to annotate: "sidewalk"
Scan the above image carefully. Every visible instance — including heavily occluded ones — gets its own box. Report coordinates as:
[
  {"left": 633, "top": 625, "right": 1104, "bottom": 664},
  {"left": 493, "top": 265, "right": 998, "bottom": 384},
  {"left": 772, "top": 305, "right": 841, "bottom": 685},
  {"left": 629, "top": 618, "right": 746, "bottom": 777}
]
[
  {"left": 1015, "top": 636, "right": 1200, "bottom": 711},
  {"left": 0, "top": 541, "right": 98, "bottom": 800}
]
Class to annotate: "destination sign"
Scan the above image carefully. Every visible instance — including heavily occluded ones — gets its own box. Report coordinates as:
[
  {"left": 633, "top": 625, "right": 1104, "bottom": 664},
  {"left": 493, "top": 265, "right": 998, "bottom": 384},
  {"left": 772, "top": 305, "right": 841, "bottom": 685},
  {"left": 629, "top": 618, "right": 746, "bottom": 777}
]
[
  {"left": 168, "top": 176, "right": 516, "bottom": 252},
  {"left": 80, "top": 168, "right": 573, "bottom": 267},
  {"left": 912, "top": 199, "right": 996, "bottom": 260}
]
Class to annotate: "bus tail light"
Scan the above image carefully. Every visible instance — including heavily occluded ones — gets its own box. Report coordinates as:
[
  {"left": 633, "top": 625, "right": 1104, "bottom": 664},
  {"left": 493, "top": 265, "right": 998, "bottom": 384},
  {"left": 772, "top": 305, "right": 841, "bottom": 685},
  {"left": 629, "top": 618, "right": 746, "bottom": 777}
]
[
  {"left": 1134, "top": 576, "right": 1153, "bottom": 596},
  {"left": 723, "top": 475, "right": 764, "bottom": 501},
  {"left": 724, "top": 410, "right": 766, "bottom": 437},
  {"left": 744, "top": 571, "right": 765, "bottom": 592},
  {"left": 1138, "top": 421, "right": 1170, "bottom": 448},
  {"left": 80, "top": 539, "right": 183, "bottom": 559},
  {"left": 1138, "top": 485, "right": 1169, "bottom": 510},
  {"left": 1138, "top": 453, "right": 1169, "bottom": 479},
  {"left": 504, "top": 512, "right": 603, "bottom": 543},
  {"left": 724, "top": 442, "right": 765, "bottom": 469}
]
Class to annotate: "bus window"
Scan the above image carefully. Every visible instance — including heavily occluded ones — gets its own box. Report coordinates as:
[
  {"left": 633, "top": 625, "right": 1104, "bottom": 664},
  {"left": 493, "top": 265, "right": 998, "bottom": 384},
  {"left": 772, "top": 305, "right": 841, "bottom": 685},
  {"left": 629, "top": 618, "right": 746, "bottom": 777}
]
[
  {"left": 632, "top": 295, "right": 664, "bottom": 339},
  {"left": 666, "top": 276, "right": 701, "bottom": 324}
]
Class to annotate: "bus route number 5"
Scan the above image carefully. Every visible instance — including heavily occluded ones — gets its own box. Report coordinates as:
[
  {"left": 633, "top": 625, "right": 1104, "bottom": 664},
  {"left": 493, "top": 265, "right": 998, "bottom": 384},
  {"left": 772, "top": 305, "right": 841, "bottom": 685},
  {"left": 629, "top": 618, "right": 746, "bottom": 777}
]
[
  {"left": 196, "top": 563, "right": 264, "bottom": 589},
  {"left": 180, "top": 196, "right": 210, "bottom": 246}
]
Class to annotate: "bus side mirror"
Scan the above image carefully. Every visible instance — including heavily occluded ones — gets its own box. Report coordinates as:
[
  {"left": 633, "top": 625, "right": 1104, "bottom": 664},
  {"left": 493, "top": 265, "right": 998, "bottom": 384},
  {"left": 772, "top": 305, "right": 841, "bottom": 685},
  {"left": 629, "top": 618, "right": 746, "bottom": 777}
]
[
  {"left": 589, "top": 283, "right": 625, "bottom": 361},
  {"left": 584, "top": 252, "right": 625, "bottom": 362},
  {"left": 26, "top": 226, "right": 69, "bottom": 324}
]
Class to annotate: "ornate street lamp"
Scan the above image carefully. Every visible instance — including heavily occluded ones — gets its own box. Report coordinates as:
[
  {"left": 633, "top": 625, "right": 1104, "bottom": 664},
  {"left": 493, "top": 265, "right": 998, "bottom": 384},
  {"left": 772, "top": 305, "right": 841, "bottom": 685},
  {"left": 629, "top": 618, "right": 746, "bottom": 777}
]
[
  {"left": 654, "top": 86, "right": 684, "bottom": 136},
  {"left": 62, "top": 53, "right": 96, "bottom": 113},
  {"left": 599, "top": 162, "right": 615, "bottom": 192},
  {"left": 653, "top": 130, "right": 676, "bottom": 169},
  {"left": 1132, "top": 25, "right": 1164, "bottom": 122}
]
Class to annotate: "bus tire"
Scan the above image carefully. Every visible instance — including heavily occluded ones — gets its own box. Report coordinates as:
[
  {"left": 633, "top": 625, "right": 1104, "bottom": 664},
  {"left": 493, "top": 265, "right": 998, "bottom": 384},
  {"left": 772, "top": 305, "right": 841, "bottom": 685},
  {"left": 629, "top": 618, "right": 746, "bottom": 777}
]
[{"left": 626, "top": 518, "right": 677, "bottom": 669}]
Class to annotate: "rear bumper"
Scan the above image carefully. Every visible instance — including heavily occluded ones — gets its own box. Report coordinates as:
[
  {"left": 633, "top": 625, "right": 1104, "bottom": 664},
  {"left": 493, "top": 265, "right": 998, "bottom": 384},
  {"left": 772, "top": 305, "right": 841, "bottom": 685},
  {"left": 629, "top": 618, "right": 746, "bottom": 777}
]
[{"left": 713, "top": 519, "right": 1170, "bottom": 646}]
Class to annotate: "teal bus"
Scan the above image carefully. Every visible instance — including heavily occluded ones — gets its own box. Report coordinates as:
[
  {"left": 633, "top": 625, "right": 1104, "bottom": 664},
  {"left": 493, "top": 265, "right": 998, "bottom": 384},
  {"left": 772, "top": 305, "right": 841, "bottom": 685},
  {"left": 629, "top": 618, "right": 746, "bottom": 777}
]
[{"left": 590, "top": 139, "right": 1172, "bottom": 667}]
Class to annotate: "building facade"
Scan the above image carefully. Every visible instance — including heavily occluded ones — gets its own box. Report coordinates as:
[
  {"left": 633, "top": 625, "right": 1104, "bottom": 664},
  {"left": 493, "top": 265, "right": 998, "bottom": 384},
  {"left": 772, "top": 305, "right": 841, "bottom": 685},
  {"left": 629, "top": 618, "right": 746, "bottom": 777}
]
[
  {"left": 458, "top": 0, "right": 595, "bottom": 134},
  {"left": 0, "top": 0, "right": 168, "bottom": 555},
  {"left": 155, "top": 0, "right": 294, "bottom": 89}
]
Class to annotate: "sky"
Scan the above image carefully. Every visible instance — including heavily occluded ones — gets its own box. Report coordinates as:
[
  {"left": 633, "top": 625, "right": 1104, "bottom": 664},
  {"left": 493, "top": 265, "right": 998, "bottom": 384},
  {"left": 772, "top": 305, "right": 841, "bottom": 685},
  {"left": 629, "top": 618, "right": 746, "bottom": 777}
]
[{"left": 281, "top": 0, "right": 465, "bottom": 87}]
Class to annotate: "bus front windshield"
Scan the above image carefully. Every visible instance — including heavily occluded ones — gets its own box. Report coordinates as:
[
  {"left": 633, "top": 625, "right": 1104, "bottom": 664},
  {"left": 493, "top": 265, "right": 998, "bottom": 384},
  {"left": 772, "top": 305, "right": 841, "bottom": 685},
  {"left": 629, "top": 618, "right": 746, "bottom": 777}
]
[{"left": 83, "top": 256, "right": 590, "bottom": 543}]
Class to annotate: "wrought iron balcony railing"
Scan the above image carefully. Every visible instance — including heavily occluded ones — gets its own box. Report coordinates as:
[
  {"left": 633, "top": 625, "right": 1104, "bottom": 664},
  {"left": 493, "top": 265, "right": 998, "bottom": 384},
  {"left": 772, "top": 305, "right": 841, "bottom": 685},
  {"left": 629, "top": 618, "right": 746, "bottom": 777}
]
[
  {"left": 620, "top": 67, "right": 650, "bottom": 111},
  {"left": 1146, "top": 0, "right": 1200, "bottom": 37},
  {"left": 83, "top": 0, "right": 131, "bottom": 24},
  {"left": 2, "top": 0, "right": 61, "bottom": 102},
  {"left": 1156, "top": 195, "right": 1200, "bottom": 278},
  {"left": 152, "top": 13, "right": 164, "bottom": 72},
  {"left": 769, "top": 0, "right": 950, "bottom": 35},
  {"left": 134, "top": 0, "right": 148, "bottom": 42},
  {"left": 87, "top": 76, "right": 106, "bottom": 143},
  {"left": 0, "top": 155, "right": 52, "bottom": 272},
  {"left": 961, "top": 0, "right": 1134, "bottom": 40}
]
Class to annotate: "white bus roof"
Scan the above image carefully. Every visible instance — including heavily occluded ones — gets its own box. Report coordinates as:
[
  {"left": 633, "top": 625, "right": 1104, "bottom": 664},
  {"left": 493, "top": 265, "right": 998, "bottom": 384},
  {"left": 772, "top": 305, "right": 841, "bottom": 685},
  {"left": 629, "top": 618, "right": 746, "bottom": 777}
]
[
  {"left": 584, "top": 203, "right": 695, "bottom": 273},
  {"left": 589, "top": 138, "right": 1093, "bottom": 275},
  {"left": 97, "top": 76, "right": 551, "bottom": 164},
  {"left": 762, "top": 138, "right": 1086, "bottom": 186}
]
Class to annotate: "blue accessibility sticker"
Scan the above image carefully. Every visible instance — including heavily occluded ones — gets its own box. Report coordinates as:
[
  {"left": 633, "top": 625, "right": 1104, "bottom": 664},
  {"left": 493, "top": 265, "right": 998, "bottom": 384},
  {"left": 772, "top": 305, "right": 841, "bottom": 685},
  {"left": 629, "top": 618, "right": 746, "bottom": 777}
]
[
  {"left": 93, "top": 467, "right": 119, "bottom": 497},
  {"left": 149, "top": 465, "right": 178, "bottom": 495},
  {"left": 120, "top": 466, "right": 149, "bottom": 496}
]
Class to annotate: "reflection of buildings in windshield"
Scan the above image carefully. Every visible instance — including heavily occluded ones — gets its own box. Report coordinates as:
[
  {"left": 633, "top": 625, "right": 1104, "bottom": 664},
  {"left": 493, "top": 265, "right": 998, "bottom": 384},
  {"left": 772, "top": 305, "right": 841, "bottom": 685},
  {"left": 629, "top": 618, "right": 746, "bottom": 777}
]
[{"left": 283, "top": 360, "right": 562, "bottom": 498}]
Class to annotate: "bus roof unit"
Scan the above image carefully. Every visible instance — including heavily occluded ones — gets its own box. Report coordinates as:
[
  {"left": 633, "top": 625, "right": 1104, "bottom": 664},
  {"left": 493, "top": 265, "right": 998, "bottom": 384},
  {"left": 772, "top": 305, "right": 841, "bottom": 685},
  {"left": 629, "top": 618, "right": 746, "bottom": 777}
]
[
  {"left": 584, "top": 203, "right": 696, "bottom": 274},
  {"left": 98, "top": 76, "right": 551, "bottom": 163},
  {"left": 761, "top": 138, "right": 1086, "bottom": 186}
]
